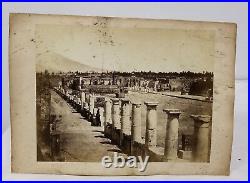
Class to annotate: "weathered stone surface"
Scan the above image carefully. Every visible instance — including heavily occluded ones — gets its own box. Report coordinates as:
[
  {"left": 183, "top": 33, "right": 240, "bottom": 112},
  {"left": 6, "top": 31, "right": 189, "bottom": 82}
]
[
  {"left": 163, "top": 109, "right": 181, "bottom": 161},
  {"left": 191, "top": 114, "right": 212, "bottom": 162}
]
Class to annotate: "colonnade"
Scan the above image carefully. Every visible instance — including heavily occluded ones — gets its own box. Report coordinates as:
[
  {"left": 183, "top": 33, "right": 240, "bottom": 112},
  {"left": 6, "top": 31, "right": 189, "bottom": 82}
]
[{"left": 54, "top": 87, "right": 211, "bottom": 162}]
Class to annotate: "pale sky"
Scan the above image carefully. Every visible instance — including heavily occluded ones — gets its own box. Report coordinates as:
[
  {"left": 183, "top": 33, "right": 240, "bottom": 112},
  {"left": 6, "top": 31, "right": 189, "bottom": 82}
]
[{"left": 35, "top": 24, "right": 215, "bottom": 73}]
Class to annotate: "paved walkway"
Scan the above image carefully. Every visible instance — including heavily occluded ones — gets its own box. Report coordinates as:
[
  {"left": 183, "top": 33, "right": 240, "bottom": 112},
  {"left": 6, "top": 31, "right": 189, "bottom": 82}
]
[{"left": 50, "top": 90, "right": 126, "bottom": 162}]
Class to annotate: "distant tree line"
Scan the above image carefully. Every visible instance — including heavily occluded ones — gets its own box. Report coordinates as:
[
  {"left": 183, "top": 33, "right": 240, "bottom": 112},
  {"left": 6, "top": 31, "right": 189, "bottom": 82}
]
[
  {"left": 37, "top": 70, "right": 213, "bottom": 80},
  {"left": 110, "top": 71, "right": 213, "bottom": 79}
]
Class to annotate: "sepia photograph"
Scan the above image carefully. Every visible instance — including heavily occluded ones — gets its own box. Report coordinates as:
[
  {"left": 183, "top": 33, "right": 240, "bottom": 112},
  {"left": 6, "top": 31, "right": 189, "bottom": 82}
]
[
  {"left": 36, "top": 17, "right": 214, "bottom": 164},
  {"left": 9, "top": 13, "right": 237, "bottom": 176}
]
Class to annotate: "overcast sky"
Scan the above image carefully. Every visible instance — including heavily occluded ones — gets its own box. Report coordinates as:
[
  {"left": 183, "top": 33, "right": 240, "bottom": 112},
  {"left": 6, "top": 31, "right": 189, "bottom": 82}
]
[{"left": 35, "top": 24, "right": 215, "bottom": 73}]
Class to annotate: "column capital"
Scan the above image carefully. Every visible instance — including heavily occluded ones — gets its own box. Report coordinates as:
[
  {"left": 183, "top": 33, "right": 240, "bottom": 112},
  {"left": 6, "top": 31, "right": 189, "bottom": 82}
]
[
  {"left": 163, "top": 109, "right": 181, "bottom": 116},
  {"left": 144, "top": 101, "right": 158, "bottom": 106},
  {"left": 191, "top": 115, "right": 211, "bottom": 128},
  {"left": 105, "top": 98, "right": 111, "bottom": 102},
  {"left": 190, "top": 115, "right": 211, "bottom": 123},
  {"left": 144, "top": 101, "right": 158, "bottom": 110},
  {"left": 111, "top": 98, "right": 120, "bottom": 105},
  {"left": 132, "top": 101, "right": 142, "bottom": 107},
  {"left": 121, "top": 98, "right": 130, "bottom": 105}
]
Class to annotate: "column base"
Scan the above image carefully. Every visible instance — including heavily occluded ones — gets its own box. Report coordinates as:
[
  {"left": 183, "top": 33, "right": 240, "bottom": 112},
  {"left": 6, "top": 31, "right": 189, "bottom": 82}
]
[
  {"left": 111, "top": 128, "right": 121, "bottom": 145},
  {"left": 147, "top": 146, "right": 164, "bottom": 162},
  {"left": 177, "top": 150, "right": 192, "bottom": 160},
  {"left": 131, "top": 139, "right": 145, "bottom": 157},
  {"left": 104, "top": 123, "right": 112, "bottom": 138},
  {"left": 120, "top": 133, "right": 132, "bottom": 155}
]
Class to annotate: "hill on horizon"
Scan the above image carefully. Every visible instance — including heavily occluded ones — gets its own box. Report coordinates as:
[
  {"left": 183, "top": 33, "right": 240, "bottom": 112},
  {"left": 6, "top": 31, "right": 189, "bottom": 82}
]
[{"left": 36, "top": 51, "right": 105, "bottom": 73}]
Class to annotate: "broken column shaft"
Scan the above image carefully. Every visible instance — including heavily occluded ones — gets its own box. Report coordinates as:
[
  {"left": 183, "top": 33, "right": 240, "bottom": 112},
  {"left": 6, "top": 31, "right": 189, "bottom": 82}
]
[
  {"left": 163, "top": 109, "right": 181, "bottom": 161},
  {"left": 190, "top": 115, "right": 212, "bottom": 162}
]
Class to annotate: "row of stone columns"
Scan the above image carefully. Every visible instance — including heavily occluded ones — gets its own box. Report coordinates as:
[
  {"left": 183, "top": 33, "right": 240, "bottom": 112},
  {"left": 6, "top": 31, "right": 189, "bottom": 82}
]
[
  {"left": 103, "top": 97, "right": 212, "bottom": 162},
  {"left": 56, "top": 88, "right": 105, "bottom": 127},
  {"left": 55, "top": 87, "right": 212, "bottom": 162}
]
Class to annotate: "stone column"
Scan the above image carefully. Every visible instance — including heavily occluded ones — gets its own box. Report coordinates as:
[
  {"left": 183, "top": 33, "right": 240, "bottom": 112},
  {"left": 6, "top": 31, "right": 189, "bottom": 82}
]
[
  {"left": 190, "top": 115, "right": 212, "bottom": 162},
  {"left": 111, "top": 98, "right": 121, "bottom": 130},
  {"left": 144, "top": 102, "right": 159, "bottom": 148},
  {"left": 89, "top": 94, "right": 95, "bottom": 115},
  {"left": 105, "top": 99, "right": 112, "bottom": 125},
  {"left": 92, "top": 108, "right": 98, "bottom": 126},
  {"left": 111, "top": 98, "right": 121, "bottom": 144},
  {"left": 121, "top": 99, "right": 131, "bottom": 135},
  {"left": 79, "top": 77, "right": 82, "bottom": 90},
  {"left": 85, "top": 93, "right": 89, "bottom": 109},
  {"left": 163, "top": 109, "right": 181, "bottom": 161},
  {"left": 98, "top": 107, "right": 105, "bottom": 127},
  {"left": 131, "top": 102, "right": 142, "bottom": 143},
  {"left": 85, "top": 93, "right": 89, "bottom": 104},
  {"left": 81, "top": 92, "right": 86, "bottom": 109},
  {"left": 104, "top": 99, "right": 112, "bottom": 137},
  {"left": 131, "top": 102, "right": 142, "bottom": 155},
  {"left": 120, "top": 99, "right": 131, "bottom": 145},
  {"left": 78, "top": 97, "right": 81, "bottom": 105}
]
